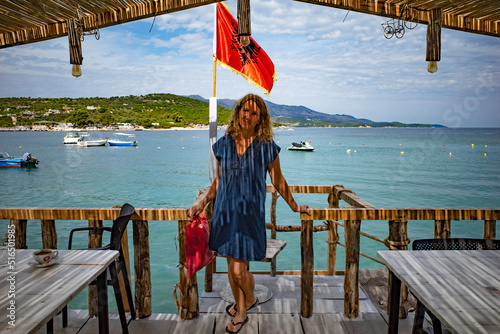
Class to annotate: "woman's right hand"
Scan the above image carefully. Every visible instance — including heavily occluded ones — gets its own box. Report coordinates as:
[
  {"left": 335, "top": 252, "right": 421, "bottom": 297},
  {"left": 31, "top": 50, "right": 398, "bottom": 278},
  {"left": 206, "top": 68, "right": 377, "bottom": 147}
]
[{"left": 186, "top": 202, "right": 203, "bottom": 219}]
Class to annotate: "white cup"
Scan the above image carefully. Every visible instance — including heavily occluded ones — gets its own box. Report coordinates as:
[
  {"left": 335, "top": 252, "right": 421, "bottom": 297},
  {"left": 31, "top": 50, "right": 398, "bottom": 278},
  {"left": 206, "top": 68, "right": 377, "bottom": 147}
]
[{"left": 33, "top": 249, "right": 59, "bottom": 265}]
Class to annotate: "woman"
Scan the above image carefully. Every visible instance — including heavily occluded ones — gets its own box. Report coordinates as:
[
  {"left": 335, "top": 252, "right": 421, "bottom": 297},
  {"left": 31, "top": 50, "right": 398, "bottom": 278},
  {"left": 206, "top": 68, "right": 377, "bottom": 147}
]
[{"left": 187, "top": 93, "right": 310, "bottom": 333}]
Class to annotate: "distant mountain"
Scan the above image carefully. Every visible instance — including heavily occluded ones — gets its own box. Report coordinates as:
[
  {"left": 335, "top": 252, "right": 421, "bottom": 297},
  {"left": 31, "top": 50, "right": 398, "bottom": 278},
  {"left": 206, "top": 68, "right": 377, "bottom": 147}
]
[{"left": 185, "top": 95, "right": 438, "bottom": 127}]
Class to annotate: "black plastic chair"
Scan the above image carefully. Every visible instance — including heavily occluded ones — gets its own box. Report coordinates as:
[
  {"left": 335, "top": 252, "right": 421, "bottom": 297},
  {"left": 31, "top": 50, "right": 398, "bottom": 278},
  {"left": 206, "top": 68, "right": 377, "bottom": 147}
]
[
  {"left": 61, "top": 203, "right": 136, "bottom": 334},
  {"left": 411, "top": 238, "right": 500, "bottom": 334}
]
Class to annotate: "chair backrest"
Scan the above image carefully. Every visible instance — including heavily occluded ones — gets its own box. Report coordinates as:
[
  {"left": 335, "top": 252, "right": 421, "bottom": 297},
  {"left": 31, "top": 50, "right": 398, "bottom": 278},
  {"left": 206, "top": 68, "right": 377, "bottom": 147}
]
[
  {"left": 109, "top": 203, "right": 135, "bottom": 251},
  {"left": 413, "top": 238, "right": 500, "bottom": 251}
]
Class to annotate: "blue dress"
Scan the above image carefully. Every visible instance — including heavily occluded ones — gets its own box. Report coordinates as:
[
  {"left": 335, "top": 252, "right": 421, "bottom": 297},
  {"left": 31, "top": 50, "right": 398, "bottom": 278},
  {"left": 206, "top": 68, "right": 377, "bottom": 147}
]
[{"left": 210, "top": 135, "right": 280, "bottom": 261}]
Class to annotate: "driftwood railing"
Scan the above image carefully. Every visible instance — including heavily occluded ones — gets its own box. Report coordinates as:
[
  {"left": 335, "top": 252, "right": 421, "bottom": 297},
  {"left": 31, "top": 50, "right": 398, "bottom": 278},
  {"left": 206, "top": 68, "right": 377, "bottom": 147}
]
[{"left": 0, "top": 185, "right": 498, "bottom": 321}]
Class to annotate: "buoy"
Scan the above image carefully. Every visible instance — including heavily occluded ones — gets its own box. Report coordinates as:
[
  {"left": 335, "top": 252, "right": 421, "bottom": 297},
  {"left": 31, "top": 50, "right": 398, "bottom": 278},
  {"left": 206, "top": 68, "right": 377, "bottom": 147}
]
[
  {"left": 59, "top": 146, "right": 61, "bottom": 148},
  {"left": 485, "top": 145, "right": 487, "bottom": 148},
  {"left": 158, "top": 147, "right": 161, "bottom": 149},
  {"left": 181, "top": 138, "right": 183, "bottom": 141},
  {"left": 362, "top": 143, "right": 364, "bottom": 145},
  {"left": 449, "top": 152, "right": 452, "bottom": 156},
  {"left": 329, "top": 142, "right": 331, "bottom": 145},
  {"left": 338, "top": 142, "right": 341, "bottom": 145},
  {"left": 354, "top": 150, "right": 357, "bottom": 153},
  {"left": 309, "top": 140, "right": 311, "bottom": 143},
  {"left": 471, "top": 144, "right": 474, "bottom": 148},
  {"left": 19, "top": 146, "right": 22, "bottom": 148},
  {"left": 347, "top": 149, "right": 351, "bottom": 153},
  {"left": 399, "top": 144, "right": 401, "bottom": 146},
  {"left": 484, "top": 153, "right": 487, "bottom": 157},
  {"left": 443, "top": 144, "right": 445, "bottom": 147},
  {"left": 400, "top": 151, "right": 404, "bottom": 155}
]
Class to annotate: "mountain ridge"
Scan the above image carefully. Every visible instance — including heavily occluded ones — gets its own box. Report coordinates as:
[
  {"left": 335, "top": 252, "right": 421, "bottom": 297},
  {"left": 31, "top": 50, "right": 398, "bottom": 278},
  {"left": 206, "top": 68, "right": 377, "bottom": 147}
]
[{"left": 185, "top": 95, "right": 440, "bottom": 127}]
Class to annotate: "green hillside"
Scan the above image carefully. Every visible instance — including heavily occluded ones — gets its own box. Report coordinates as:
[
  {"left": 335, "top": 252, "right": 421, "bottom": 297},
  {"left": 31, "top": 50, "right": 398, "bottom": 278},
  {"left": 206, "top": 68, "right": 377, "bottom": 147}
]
[
  {"left": 0, "top": 94, "right": 232, "bottom": 129},
  {"left": 275, "top": 116, "right": 432, "bottom": 128}
]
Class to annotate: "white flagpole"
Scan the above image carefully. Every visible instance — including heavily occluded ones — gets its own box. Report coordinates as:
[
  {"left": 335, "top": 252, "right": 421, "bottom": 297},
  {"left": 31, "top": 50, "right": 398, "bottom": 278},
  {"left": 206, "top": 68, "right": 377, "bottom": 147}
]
[{"left": 209, "top": 3, "right": 218, "bottom": 184}]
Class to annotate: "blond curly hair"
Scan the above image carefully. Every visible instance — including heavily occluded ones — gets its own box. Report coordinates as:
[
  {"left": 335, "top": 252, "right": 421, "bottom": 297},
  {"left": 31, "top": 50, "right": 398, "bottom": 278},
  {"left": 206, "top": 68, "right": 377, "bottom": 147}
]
[{"left": 225, "top": 94, "right": 274, "bottom": 142}]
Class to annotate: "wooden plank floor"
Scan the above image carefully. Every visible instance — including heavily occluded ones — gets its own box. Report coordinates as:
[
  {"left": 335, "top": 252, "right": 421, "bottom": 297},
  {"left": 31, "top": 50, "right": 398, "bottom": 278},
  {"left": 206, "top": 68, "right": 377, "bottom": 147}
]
[{"left": 37, "top": 274, "right": 419, "bottom": 333}]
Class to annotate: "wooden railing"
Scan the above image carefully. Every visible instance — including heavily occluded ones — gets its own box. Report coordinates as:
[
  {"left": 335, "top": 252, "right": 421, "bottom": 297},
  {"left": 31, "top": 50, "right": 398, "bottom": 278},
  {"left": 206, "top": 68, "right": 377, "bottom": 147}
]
[{"left": 1, "top": 185, "right": 498, "bottom": 321}]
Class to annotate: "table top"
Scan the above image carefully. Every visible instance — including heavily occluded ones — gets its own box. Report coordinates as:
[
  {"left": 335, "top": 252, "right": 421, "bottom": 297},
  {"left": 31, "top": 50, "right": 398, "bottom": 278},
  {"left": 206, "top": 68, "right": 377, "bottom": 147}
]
[
  {"left": 0, "top": 249, "right": 119, "bottom": 334},
  {"left": 378, "top": 250, "right": 500, "bottom": 334}
]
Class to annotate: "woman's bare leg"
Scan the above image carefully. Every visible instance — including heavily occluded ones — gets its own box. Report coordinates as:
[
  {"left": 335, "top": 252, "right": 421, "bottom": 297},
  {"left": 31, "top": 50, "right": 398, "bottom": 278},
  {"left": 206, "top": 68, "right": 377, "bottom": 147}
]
[{"left": 226, "top": 257, "right": 257, "bottom": 331}]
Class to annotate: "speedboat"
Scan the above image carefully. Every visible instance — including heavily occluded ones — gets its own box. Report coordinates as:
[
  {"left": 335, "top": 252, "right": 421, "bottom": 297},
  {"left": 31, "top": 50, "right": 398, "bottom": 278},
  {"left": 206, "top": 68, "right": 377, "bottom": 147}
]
[
  {"left": 63, "top": 132, "right": 88, "bottom": 144},
  {"left": 77, "top": 136, "right": 108, "bottom": 147},
  {"left": 287, "top": 141, "right": 314, "bottom": 151},
  {"left": 108, "top": 133, "right": 138, "bottom": 146},
  {"left": 0, "top": 152, "right": 39, "bottom": 168}
]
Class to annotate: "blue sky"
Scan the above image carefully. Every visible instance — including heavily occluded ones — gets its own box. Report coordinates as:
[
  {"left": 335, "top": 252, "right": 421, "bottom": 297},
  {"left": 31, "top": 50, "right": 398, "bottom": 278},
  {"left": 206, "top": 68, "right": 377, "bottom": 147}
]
[{"left": 1, "top": 0, "right": 499, "bottom": 127}]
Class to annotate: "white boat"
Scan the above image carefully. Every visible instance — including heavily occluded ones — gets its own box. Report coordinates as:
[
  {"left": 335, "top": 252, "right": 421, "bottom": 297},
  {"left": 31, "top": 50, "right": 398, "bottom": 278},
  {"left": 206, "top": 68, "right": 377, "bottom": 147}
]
[
  {"left": 63, "top": 132, "right": 88, "bottom": 144},
  {"left": 108, "top": 133, "right": 138, "bottom": 146},
  {"left": 77, "top": 136, "right": 108, "bottom": 147},
  {"left": 287, "top": 141, "right": 314, "bottom": 151}
]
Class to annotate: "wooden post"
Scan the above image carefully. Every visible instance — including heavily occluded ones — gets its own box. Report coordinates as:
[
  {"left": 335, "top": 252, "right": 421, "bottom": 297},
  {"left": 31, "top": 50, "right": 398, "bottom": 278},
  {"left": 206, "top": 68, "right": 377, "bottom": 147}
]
[
  {"left": 88, "top": 219, "right": 103, "bottom": 317},
  {"left": 41, "top": 220, "right": 57, "bottom": 249},
  {"left": 300, "top": 219, "right": 314, "bottom": 318},
  {"left": 434, "top": 220, "right": 451, "bottom": 238},
  {"left": 344, "top": 219, "right": 360, "bottom": 318},
  {"left": 327, "top": 189, "right": 339, "bottom": 275},
  {"left": 133, "top": 220, "right": 152, "bottom": 317},
  {"left": 426, "top": 8, "right": 442, "bottom": 62},
  {"left": 484, "top": 220, "right": 496, "bottom": 239},
  {"left": 270, "top": 192, "right": 278, "bottom": 276},
  {"left": 388, "top": 219, "right": 409, "bottom": 319},
  {"left": 178, "top": 220, "right": 199, "bottom": 320},
  {"left": 12, "top": 219, "right": 27, "bottom": 249}
]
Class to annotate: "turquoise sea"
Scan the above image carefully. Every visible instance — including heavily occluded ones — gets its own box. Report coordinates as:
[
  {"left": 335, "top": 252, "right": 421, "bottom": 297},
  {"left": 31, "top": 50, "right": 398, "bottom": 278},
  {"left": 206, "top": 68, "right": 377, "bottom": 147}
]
[{"left": 1, "top": 127, "right": 499, "bottom": 314}]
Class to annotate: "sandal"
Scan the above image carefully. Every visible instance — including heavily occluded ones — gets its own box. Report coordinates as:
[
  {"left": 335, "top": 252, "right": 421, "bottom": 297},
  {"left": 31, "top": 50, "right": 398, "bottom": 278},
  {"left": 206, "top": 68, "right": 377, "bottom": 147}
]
[
  {"left": 225, "top": 316, "right": 249, "bottom": 333},
  {"left": 247, "top": 297, "right": 259, "bottom": 312},
  {"left": 225, "top": 302, "right": 237, "bottom": 317}
]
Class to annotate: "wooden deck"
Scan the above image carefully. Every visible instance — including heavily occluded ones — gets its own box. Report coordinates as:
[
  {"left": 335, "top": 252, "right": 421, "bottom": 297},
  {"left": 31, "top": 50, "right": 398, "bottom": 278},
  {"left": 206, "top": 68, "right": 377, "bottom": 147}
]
[{"left": 36, "top": 273, "right": 419, "bottom": 334}]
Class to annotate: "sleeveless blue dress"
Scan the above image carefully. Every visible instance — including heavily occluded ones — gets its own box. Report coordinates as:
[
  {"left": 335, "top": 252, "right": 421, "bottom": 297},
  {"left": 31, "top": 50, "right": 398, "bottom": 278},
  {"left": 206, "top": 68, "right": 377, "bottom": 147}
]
[{"left": 210, "top": 135, "right": 280, "bottom": 261}]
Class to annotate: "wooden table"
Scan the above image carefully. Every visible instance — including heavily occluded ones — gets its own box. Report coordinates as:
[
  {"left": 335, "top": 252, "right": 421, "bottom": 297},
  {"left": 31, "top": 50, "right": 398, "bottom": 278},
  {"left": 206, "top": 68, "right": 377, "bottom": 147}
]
[
  {"left": 378, "top": 250, "right": 500, "bottom": 334},
  {"left": 0, "top": 249, "right": 119, "bottom": 334}
]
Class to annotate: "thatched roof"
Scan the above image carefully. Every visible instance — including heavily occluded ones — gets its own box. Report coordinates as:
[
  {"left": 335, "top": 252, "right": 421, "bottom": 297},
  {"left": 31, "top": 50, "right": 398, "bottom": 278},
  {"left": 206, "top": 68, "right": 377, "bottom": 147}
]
[{"left": 0, "top": 0, "right": 499, "bottom": 49}]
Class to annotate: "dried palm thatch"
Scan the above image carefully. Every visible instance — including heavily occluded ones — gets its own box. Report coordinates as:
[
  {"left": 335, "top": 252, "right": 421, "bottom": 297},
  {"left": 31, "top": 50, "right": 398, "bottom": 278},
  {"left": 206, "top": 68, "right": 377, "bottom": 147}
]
[{"left": 0, "top": 0, "right": 498, "bottom": 49}]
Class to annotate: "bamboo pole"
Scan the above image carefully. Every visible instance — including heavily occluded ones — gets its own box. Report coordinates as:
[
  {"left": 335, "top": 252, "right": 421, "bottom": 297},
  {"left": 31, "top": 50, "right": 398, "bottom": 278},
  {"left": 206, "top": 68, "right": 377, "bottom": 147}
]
[
  {"left": 327, "top": 188, "right": 339, "bottom": 275},
  {"left": 388, "top": 219, "right": 409, "bottom": 319},
  {"left": 133, "top": 220, "right": 152, "bottom": 317},
  {"left": 344, "top": 219, "right": 360, "bottom": 318},
  {"left": 300, "top": 219, "right": 314, "bottom": 318},
  {"left": 435, "top": 219, "right": 451, "bottom": 238},
  {"left": 41, "top": 220, "right": 57, "bottom": 249},
  {"left": 484, "top": 220, "right": 496, "bottom": 239},
  {"left": 12, "top": 219, "right": 27, "bottom": 249}
]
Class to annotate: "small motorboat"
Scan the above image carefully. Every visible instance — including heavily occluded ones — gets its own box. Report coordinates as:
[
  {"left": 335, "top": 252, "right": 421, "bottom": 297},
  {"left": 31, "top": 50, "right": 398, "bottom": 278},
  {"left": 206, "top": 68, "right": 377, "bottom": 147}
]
[
  {"left": 0, "top": 152, "right": 39, "bottom": 168},
  {"left": 287, "top": 141, "right": 314, "bottom": 151},
  {"left": 63, "top": 132, "right": 88, "bottom": 144},
  {"left": 77, "top": 135, "right": 108, "bottom": 147},
  {"left": 108, "top": 133, "right": 138, "bottom": 146}
]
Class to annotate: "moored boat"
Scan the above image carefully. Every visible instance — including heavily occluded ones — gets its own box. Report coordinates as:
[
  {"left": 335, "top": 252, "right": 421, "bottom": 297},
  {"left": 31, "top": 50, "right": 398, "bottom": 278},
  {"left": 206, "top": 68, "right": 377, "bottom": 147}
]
[
  {"left": 63, "top": 132, "right": 88, "bottom": 144},
  {"left": 0, "top": 152, "right": 39, "bottom": 168},
  {"left": 108, "top": 133, "right": 138, "bottom": 146},
  {"left": 287, "top": 141, "right": 314, "bottom": 151},
  {"left": 77, "top": 136, "right": 108, "bottom": 147}
]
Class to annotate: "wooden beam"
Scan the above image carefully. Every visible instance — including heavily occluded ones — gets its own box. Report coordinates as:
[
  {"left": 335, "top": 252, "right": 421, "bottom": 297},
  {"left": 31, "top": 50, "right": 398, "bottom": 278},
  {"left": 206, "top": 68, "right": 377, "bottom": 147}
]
[
  {"left": 0, "top": 0, "right": 221, "bottom": 49},
  {"left": 293, "top": 0, "right": 500, "bottom": 38}
]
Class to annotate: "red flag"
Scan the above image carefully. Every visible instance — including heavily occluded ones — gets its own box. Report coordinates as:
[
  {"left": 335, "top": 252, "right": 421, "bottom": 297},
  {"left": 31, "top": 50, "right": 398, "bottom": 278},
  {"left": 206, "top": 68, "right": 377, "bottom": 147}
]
[{"left": 213, "top": 2, "right": 277, "bottom": 95}]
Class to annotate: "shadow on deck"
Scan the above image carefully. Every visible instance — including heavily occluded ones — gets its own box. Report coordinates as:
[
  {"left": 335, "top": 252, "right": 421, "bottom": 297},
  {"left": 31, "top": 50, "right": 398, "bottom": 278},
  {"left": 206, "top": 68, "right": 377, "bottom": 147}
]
[{"left": 37, "top": 273, "right": 418, "bottom": 334}]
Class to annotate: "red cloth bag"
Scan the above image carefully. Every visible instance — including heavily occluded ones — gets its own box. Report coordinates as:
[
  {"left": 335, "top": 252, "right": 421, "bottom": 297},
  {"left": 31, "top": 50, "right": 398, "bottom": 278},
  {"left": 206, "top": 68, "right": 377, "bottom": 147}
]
[{"left": 186, "top": 215, "right": 215, "bottom": 278}]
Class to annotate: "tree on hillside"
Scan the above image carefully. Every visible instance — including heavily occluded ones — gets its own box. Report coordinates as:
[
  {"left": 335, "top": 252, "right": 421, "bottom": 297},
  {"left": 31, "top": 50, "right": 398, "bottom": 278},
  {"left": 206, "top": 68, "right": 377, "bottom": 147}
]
[{"left": 67, "top": 110, "right": 91, "bottom": 126}]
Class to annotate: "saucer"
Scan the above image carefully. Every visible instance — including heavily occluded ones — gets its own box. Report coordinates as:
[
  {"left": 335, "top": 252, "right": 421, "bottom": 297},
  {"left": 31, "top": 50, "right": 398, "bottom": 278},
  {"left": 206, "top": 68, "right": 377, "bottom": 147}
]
[{"left": 28, "top": 258, "right": 60, "bottom": 268}]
